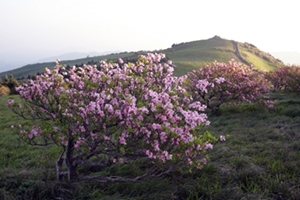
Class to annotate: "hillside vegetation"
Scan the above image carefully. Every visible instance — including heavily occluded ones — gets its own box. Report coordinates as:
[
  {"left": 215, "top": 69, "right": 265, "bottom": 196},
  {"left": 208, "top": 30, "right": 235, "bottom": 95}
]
[
  {"left": 1, "top": 53, "right": 300, "bottom": 199},
  {"left": 2, "top": 92, "right": 300, "bottom": 199},
  {"left": 0, "top": 36, "right": 284, "bottom": 79}
]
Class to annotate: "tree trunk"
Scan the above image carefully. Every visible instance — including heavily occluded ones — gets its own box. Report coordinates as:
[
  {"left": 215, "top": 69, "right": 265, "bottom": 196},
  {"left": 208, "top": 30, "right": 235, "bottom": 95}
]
[
  {"left": 56, "top": 155, "right": 64, "bottom": 181},
  {"left": 65, "top": 157, "right": 78, "bottom": 181},
  {"left": 65, "top": 138, "right": 78, "bottom": 182}
]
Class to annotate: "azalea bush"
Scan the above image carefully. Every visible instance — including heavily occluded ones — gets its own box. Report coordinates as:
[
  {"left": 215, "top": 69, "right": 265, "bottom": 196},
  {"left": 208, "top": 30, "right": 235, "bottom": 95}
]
[
  {"left": 8, "top": 53, "right": 221, "bottom": 182},
  {"left": 266, "top": 65, "right": 300, "bottom": 92},
  {"left": 186, "top": 59, "right": 273, "bottom": 114}
]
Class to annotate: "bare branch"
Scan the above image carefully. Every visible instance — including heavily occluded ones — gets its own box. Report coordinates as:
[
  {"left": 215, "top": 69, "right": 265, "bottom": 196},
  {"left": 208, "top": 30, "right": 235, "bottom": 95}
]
[{"left": 77, "top": 165, "right": 173, "bottom": 183}]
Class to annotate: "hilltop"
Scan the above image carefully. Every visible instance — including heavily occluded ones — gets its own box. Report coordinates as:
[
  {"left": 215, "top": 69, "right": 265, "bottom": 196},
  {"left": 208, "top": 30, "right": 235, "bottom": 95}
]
[
  {"left": 162, "top": 36, "right": 283, "bottom": 75},
  {"left": 0, "top": 36, "right": 284, "bottom": 79}
]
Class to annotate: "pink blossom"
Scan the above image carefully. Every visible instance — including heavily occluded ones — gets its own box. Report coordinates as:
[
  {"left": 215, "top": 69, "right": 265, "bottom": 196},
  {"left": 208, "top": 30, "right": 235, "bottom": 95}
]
[
  {"left": 204, "top": 143, "right": 213, "bottom": 149},
  {"left": 118, "top": 58, "right": 124, "bottom": 64},
  {"left": 79, "top": 126, "right": 86, "bottom": 132},
  {"left": 159, "top": 132, "right": 168, "bottom": 143},
  {"left": 151, "top": 123, "right": 161, "bottom": 130},
  {"left": 214, "top": 77, "right": 225, "bottom": 84},
  {"left": 201, "top": 158, "right": 207, "bottom": 165},
  {"left": 196, "top": 145, "right": 202, "bottom": 151},
  {"left": 152, "top": 140, "right": 160, "bottom": 151},
  {"left": 28, "top": 129, "right": 38, "bottom": 139},
  {"left": 219, "top": 135, "right": 226, "bottom": 141},
  {"left": 51, "top": 113, "right": 56, "bottom": 119},
  {"left": 103, "top": 135, "right": 110, "bottom": 141},
  {"left": 7, "top": 99, "right": 14, "bottom": 106},
  {"left": 146, "top": 149, "right": 154, "bottom": 159},
  {"left": 53, "top": 126, "right": 59, "bottom": 132},
  {"left": 119, "top": 136, "right": 126, "bottom": 145},
  {"left": 196, "top": 79, "right": 210, "bottom": 93},
  {"left": 8, "top": 52, "right": 217, "bottom": 171}
]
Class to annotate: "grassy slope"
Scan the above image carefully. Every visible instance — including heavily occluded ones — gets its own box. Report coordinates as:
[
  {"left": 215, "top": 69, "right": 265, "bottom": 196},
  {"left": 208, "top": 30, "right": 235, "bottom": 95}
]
[
  {"left": 0, "top": 37, "right": 283, "bottom": 79},
  {"left": 0, "top": 96, "right": 60, "bottom": 175},
  {"left": 200, "top": 94, "right": 300, "bottom": 199},
  {"left": 163, "top": 37, "right": 239, "bottom": 76},
  {"left": 1, "top": 92, "right": 300, "bottom": 199},
  {"left": 238, "top": 43, "right": 281, "bottom": 71}
]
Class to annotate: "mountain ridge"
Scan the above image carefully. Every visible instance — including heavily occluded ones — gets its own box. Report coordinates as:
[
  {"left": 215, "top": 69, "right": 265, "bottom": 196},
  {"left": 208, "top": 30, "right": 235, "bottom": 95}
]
[
  {"left": 36, "top": 51, "right": 120, "bottom": 63},
  {"left": 0, "top": 36, "right": 285, "bottom": 79}
]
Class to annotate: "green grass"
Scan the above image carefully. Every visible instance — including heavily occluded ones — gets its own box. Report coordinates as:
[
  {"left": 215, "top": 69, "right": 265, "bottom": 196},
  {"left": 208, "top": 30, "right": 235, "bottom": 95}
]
[
  {"left": 0, "top": 96, "right": 60, "bottom": 180},
  {"left": 239, "top": 45, "right": 280, "bottom": 71},
  {"left": 163, "top": 37, "right": 240, "bottom": 76},
  {"left": 0, "top": 36, "right": 283, "bottom": 79},
  {"left": 1, "top": 92, "right": 300, "bottom": 199}
]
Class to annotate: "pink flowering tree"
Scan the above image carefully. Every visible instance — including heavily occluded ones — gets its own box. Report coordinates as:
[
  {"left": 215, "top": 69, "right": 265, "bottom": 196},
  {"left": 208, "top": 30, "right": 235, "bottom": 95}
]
[
  {"left": 186, "top": 59, "right": 273, "bottom": 114},
  {"left": 265, "top": 65, "right": 300, "bottom": 92},
  {"left": 8, "top": 53, "right": 220, "bottom": 182}
]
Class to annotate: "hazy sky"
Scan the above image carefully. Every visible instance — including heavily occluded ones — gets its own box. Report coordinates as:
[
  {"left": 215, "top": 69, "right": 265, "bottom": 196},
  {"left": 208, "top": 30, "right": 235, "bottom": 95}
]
[{"left": 0, "top": 0, "right": 299, "bottom": 72}]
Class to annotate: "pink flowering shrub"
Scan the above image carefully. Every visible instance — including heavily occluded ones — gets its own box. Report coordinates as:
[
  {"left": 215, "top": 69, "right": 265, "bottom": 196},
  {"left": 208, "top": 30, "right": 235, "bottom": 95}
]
[
  {"left": 186, "top": 59, "right": 272, "bottom": 114},
  {"left": 266, "top": 65, "right": 300, "bottom": 92},
  {"left": 8, "top": 53, "right": 221, "bottom": 182}
]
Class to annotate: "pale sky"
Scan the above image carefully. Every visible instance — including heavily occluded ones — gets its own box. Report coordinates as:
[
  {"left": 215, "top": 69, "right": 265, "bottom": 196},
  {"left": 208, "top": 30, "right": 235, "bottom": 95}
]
[{"left": 0, "top": 0, "right": 299, "bottom": 72}]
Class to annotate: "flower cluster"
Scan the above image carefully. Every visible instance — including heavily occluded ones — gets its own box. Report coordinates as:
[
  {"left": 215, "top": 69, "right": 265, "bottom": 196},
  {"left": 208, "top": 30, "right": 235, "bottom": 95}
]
[
  {"left": 186, "top": 59, "right": 273, "bottom": 113},
  {"left": 8, "top": 53, "right": 215, "bottom": 174},
  {"left": 266, "top": 65, "right": 300, "bottom": 92}
]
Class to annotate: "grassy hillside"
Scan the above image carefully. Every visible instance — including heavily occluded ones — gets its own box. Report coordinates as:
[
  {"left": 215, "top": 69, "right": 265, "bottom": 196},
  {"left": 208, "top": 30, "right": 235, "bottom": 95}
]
[
  {"left": 163, "top": 36, "right": 239, "bottom": 76},
  {"left": 1, "top": 92, "right": 300, "bottom": 199},
  {"left": 239, "top": 42, "right": 283, "bottom": 71},
  {"left": 0, "top": 36, "right": 284, "bottom": 79},
  {"left": 163, "top": 36, "right": 283, "bottom": 76}
]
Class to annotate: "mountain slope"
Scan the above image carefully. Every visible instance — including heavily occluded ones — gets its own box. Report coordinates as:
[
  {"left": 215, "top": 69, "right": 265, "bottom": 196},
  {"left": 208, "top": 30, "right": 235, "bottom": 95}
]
[
  {"left": 0, "top": 36, "right": 284, "bottom": 79},
  {"left": 36, "top": 52, "right": 102, "bottom": 63},
  {"left": 162, "top": 36, "right": 283, "bottom": 76},
  {"left": 162, "top": 36, "right": 239, "bottom": 76}
]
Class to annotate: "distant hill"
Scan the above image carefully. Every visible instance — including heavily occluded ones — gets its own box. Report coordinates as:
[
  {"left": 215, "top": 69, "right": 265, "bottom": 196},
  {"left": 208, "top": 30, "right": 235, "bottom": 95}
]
[
  {"left": 0, "top": 60, "right": 26, "bottom": 73},
  {"left": 0, "top": 52, "right": 136, "bottom": 80},
  {"left": 0, "top": 36, "right": 284, "bottom": 79},
  {"left": 36, "top": 51, "right": 119, "bottom": 63}
]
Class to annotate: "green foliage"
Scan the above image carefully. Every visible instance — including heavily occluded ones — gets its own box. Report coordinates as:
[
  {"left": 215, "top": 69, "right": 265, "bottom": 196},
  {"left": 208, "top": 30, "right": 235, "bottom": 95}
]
[{"left": 2, "top": 89, "right": 300, "bottom": 199}]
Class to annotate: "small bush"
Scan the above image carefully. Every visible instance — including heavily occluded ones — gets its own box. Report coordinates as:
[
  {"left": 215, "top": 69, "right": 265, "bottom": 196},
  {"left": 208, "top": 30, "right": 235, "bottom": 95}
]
[
  {"left": 186, "top": 59, "right": 272, "bottom": 114},
  {"left": 266, "top": 65, "right": 300, "bottom": 92},
  {"left": 0, "top": 85, "right": 10, "bottom": 96}
]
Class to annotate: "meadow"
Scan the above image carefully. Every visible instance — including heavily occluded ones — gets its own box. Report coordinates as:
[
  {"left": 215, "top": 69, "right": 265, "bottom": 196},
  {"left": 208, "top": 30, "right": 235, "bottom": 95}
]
[{"left": 1, "top": 91, "right": 300, "bottom": 199}]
